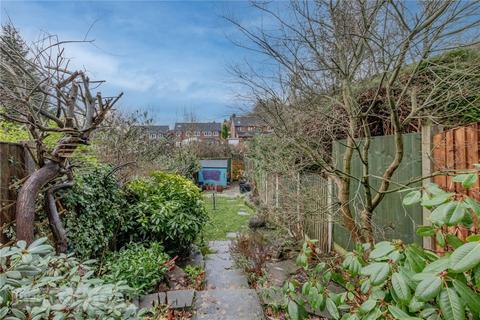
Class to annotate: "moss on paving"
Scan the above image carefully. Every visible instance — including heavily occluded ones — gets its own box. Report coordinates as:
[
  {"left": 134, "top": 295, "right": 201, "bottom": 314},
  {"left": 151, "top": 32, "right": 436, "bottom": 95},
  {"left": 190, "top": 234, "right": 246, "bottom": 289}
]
[{"left": 202, "top": 196, "right": 254, "bottom": 241}]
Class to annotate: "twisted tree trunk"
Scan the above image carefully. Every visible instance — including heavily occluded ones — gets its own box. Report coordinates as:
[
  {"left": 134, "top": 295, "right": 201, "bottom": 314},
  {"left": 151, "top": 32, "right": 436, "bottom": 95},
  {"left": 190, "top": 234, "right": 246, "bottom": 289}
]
[
  {"left": 45, "top": 181, "right": 73, "bottom": 253},
  {"left": 15, "top": 161, "right": 60, "bottom": 244}
]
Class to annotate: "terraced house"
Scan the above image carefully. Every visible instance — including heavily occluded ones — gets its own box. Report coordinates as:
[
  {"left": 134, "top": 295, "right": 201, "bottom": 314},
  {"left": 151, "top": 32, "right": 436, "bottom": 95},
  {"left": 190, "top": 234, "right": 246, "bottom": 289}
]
[
  {"left": 228, "top": 114, "right": 272, "bottom": 145},
  {"left": 174, "top": 122, "right": 222, "bottom": 145}
]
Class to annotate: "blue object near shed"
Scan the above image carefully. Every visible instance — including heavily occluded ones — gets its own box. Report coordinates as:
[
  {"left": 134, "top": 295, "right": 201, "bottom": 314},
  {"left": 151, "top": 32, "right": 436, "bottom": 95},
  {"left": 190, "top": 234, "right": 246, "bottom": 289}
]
[{"left": 198, "top": 159, "right": 228, "bottom": 187}]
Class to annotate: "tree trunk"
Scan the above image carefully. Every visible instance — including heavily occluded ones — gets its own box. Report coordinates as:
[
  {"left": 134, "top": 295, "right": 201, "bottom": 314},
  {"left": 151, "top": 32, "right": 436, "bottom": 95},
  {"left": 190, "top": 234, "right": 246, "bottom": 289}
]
[
  {"left": 360, "top": 208, "right": 375, "bottom": 244},
  {"left": 45, "top": 181, "right": 73, "bottom": 253},
  {"left": 16, "top": 161, "right": 60, "bottom": 244},
  {"left": 336, "top": 178, "right": 364, "bottom": 242}
]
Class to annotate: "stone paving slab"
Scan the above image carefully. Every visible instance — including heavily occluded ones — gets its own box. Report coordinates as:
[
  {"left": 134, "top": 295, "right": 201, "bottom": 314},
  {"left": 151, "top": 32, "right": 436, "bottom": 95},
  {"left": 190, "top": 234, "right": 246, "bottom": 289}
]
[
  {"left": 193, "top": 289, "right": 264, "bottom": 320},
  {"left": 205, "top": 253, "right": 235, "bottom": 270},
  {"left": 137, "top": 292, "right": 166, "bottom": 308},
  {"left": 265, "top": 260, "right": 298, "bottom": 287},
  {"left": 195, "top": 240, "right": 264, "bottom": 319},
  {"left": 205, "top": 253, "right": 249, "bottom": 289},
  {"left": 206, "top": 269, "right": 249, "bottom": 289},
  {"left": 167, "top": 289, "right": 195, "bottom": 309},
  {"left": 208, "top": 240, "right": 230, "bottom": 254}
]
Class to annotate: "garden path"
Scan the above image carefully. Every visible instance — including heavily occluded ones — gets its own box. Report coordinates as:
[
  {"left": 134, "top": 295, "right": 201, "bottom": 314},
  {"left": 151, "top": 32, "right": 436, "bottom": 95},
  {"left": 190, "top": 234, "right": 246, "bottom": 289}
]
[{"left": 193, "top": 240, "right": 264, "bottom": 320}]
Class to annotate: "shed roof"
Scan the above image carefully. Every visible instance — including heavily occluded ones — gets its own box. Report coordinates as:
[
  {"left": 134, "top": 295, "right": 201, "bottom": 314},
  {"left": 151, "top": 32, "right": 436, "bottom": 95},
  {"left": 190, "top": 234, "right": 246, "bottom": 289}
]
[{"left": 200, "top": 159, "right": 228, "bottom": 168}]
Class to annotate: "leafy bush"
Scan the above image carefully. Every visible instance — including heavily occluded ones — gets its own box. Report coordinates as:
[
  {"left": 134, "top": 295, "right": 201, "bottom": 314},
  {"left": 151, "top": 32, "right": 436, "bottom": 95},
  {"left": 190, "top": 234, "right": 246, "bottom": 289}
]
[
  {"left": 126, "top": 171, "right": 208, "bottom": 252},
  {"left": 61, "top": 165, "right": 130, "bottom": 259},
  {"left": 100, "top": 242, "right": 172, "bottom": 295},
  {"left": 0, "top": 238, "right": 138, "bottom": 319},
  {"left": 185, "top": 265, "right": 206, "bottom": 290},
  {"left": 286, "top": 170, "right": 480, "bottom": 320}
]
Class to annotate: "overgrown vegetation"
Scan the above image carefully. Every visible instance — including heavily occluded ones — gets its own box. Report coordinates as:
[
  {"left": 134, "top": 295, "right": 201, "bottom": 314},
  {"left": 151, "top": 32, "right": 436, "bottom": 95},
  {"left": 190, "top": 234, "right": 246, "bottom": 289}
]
[
  {"left": 0, "top": 238, "right": 138, "bottom": 319},
  {"left": 284, "top": 171, "right": 480, "bottom": 320},
  {"left": 61, "top": 165, "right": 129, "bottom": 260},
  {"left": 231, "top": 0, "right": 480, "bottom": 244},
  {"left": 100, "top": 242, "right": 172, "bottom": 296},
  {"left": 184, "top": 265, "right": 206, "bottom": 290},
  {"left": 126, "top": 171, "right": 208, "bottom": 253}
]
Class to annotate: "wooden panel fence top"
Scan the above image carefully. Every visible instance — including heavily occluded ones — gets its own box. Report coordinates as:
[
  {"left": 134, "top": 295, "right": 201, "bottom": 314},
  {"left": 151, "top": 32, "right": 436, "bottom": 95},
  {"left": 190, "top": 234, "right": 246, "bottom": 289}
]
[
  {"left": 431, "top": 123, "right": 480, "bottom": 254},
  {"left": 432, "top": 123, "right": 480, "bottom": 199}
]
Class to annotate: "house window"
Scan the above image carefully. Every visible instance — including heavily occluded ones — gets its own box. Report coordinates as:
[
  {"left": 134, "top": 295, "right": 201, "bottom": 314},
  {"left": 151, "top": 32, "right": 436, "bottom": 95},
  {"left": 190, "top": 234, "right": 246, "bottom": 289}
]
[
  {"left": 248, "top": 127, "right": 253, "bottom": 131},
  {"left": 194, "top": 131, "right": 201, "bottom": 136},
  {"left": 150, "top": 133, "right": 157, "bottom": 139},
  {"left": 204, "top": 131, "right": 212, "bottom": 136},
  {"left": 213, "top": 131, "right": 218, "bottom": 136}
]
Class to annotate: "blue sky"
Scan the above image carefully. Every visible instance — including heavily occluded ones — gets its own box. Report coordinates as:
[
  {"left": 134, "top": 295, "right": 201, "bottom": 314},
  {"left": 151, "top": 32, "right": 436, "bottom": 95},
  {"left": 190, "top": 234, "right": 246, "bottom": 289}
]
[{"left": 1, "top": 0, "right": 268, "bottom": 126}]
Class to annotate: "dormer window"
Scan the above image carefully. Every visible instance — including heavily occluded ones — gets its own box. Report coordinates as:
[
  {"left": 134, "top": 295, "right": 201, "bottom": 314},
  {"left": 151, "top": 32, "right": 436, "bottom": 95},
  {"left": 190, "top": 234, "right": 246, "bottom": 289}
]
[{"left": 213, "top": 131, "right": 218, "bottom": 136}]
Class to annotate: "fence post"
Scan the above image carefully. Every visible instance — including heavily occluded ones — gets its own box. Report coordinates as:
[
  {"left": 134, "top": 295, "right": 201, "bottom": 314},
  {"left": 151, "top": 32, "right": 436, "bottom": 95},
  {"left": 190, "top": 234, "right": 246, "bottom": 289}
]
[
  {"left": 275, "top": 173, "right": 279, "bottom": 208},
  {"left": 265, "top": 172, "right": 268, "bottom": 205},
  {"left": 297, "top": 172, "right": 301, "bottom": 234},
  {"left": 421, "top": 121, "right": 441, "bottom": 250},
  {"left": 327, "top": 177, "right": 333, "bottom": 252}
]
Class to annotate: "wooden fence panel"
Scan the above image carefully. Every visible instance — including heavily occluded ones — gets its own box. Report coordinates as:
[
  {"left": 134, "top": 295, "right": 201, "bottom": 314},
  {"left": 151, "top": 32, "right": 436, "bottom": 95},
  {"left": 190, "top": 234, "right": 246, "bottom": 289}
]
[
  {"left": 254, "top": 171, "right": 331, "bottom": 252},
  {"left": 302, "top": 174, "right": 330, "bottom": 252},
  {"left": 333, "top": 133, "right": 423, "bottom": 250},
  {"left": 0, "top": 142, "right": 34, "bottom": 243},
  {"left": 432, "top": 123, "right": 480, "bottom": 199},
  {"left": 431, "top": 123, "right": 480, "bottom": 253}
]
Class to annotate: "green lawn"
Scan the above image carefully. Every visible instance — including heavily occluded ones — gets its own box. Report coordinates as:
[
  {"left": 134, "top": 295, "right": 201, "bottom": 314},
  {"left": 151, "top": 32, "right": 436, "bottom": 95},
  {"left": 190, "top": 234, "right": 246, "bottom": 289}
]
[{"left": 202, "top": 195, "right": 254, "bottom": 241}]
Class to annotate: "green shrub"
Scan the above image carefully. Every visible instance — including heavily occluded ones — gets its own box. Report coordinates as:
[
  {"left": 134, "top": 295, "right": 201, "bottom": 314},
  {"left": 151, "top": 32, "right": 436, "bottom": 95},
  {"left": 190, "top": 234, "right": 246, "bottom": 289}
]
[
  {"left": 100, "top": 242, "right": 171, "bottom": 295},
  {"left": 286, "top": 170, "right": 480, "bottom": 320},
  {"left": 0, "top": 238, "right": 138, "bottom": 319},
  {"left": 126, "top": 171, "right": 208, "bottom": 252},
  {"left": 61, "top": 165, "right": 130, "bottom": 259}
]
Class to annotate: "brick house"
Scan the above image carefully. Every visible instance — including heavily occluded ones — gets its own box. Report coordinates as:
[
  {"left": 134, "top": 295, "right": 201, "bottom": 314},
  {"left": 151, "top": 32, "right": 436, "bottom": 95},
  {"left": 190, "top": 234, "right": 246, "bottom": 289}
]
[
  {"left": 229, "top": 114, "right": 272, "bottom": 142},
  {"left": 138, "top": 125, "right": 171, "bottom": 140},
  {"left": 174, "top": 122, "right": 222, "bottom": 145}
]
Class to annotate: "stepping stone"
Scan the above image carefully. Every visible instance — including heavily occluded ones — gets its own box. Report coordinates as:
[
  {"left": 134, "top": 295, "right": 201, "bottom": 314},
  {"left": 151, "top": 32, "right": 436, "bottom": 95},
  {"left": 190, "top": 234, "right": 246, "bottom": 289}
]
[
  {"left": 193, "top": 289, "right": 264, "bottom": 320},
  {"left": 137, "top": 292, "right": 166, "bottom": 308},
  {"left": 208, "top": 241, "right": 230, "bottom": 254},
  {"left": 167, "top": 289, "right": 195, "bottom": 309},
  {"left": 265, "top": 260, "right": 298, "bottom": 287},
  {"left": 226, "top": 232, "right": 238, "bottom": 239},
  {"left": 238, "top": 209, "right": 249, "bottom": 216}
]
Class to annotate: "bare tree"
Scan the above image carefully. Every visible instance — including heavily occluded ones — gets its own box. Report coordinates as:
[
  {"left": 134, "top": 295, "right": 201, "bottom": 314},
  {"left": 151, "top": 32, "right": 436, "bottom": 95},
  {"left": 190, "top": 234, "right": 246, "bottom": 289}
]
[
  {"left": 228, "top": 0, "right": 480, "bottom": 243},
  {"left": 92, "top": 111, "right": 175, "bottom": 181},
  {"left": 0, "top": 26, "right": 122, "bottom": 251}
]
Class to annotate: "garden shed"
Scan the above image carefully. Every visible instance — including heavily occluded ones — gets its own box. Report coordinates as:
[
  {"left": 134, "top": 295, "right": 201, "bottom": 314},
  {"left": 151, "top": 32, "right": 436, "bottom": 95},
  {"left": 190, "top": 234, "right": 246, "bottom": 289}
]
[{"left": 198, "top": 159, "right": 229, "bottom": 187}]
